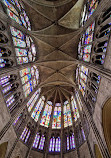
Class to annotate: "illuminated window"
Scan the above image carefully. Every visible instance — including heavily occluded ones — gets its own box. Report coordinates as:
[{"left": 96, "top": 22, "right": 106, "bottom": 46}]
[
  {"left": 10, "top": 26, "right": 37, "bottom": 64},
  {"left": 20, "top": 66, "right": 39, "bottom": 98},
  {"left": 2, "top": 0, "right": 31, "bottom": 30},
  {"left": 78, "top": 22, "right": 95, "bottom": 62},
  {"left": 71, "top": 96, "right": 80, "bottom": 121},
  {"left": 66, "top": 134, "right": 75, "bottom": 151},
  {"left": 31, "top": 96, "right": 45, "bottom": 122},
  {"left": 63, "top": 101, "right": 72, "bottom": 128},
  {"left": 49, "top": 136, "right": 61, "bottom": 152},
  {"left": 20, "top": 126, "right": 31, "bottom": 143},
  {"left": 26, "top": 88, "right": 41, "bottom": 112},
  {"left": 76, "top": 65, "right": 88, "bottom": 97},
  {"left": 75, "top": 91, "right": 83, "bottom": 111},
  {"left": 82, "top": 128, "right": 86, "bottom": 141},
  {"left": 40, "top": 101, "right": 53, "bottom": 128},
  {"left": 80, "top": 0, "right": 99, "bottom": 26},
  {"left": 33, "top": 133, "right": 45, "bottom": 150},
  {"left": 52, "top": 103, "right": 61, "bottom": 129}
]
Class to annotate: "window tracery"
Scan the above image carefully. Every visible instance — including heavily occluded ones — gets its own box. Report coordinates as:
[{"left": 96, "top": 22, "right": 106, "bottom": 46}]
[
  {"left": 2, "top": 0, "right": 31, "bottom": 30},
  {"left": 33, "top": 131, "right": 46, "bottom": 151},
  {"left": 52, "top": 103, "right": 61, "bottom": 129},
  {"left": 66, "top": 132, "right": 75, "bottom": 151},
  {"left": 49, "top": 134, "right": 61, "bottom": 152},
  {"left": 91, "top": 6, "right": 111, "bottom": 65},
  {"left": 10, "top": 26, "right": 37, "bottom": 65},
  {"left": 26, "top": 88, "right": 41, "bottom": 112},
  {"left": 78, "top": 22, "right": 95, "bottom": 62},
  {"left": 63, "top": 100, "right": 72, "bottom": 128},
  {"left": 0, "top": 74, "right": 23, "bottom": 115},
  {"left": 19, "top": 66, "right": 39, "bottom": 97},
  {"left": 80, "top": 0, "right": 99, "bottom": 26},
  {"left": 20, "top": 126, "right": 31, "bottom": 143},
  {"left": 31, "top": 96, "right": 45, "bottom": 122},
  {"left": 40, "top": 101, "right": 53, "bottom": 128},
  {"left": 76, "top": 65, "right": 101, "bottom": 114},
  {"left": 71, "top": 96, "right": 80, "bottom": 122}
]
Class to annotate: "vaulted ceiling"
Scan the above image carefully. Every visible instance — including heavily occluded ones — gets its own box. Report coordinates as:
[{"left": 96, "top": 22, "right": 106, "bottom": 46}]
[{"left": 22, "top": 0, "right": 84, "bottom": 102}]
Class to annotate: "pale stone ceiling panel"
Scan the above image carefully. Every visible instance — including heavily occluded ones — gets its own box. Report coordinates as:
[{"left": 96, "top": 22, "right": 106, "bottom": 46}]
[{"left": 58, "top": 0, "right": 84, "bottom": 29}]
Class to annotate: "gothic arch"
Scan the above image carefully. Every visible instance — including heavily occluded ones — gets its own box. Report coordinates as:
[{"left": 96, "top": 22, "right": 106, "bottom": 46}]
[
  {"left": 102, "top": 98, "right": 111, "bottom": 155},
  {"left": 0, "top": 142, "right": 8, "bottom": 158}
]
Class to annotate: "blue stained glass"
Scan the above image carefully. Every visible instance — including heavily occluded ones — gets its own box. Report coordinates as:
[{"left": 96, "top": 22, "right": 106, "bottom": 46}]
[
  {"left": 38, "top": 135, "right": 45, "bottom": 150},
  {"left": 33, "top": 133, "right": 40, "bottom": 148},
  {"left": 11, "top": 0, "right": 15, "bottom": 5},
  {"left": 67, "top": 137, "right": 69, "bottom": 150}
]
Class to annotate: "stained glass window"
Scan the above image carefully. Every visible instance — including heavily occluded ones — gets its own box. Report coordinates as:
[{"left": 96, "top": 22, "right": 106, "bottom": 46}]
[
  {"left": 52, "top": 103, "right": 61, "bottom": 129},
  {"left": 71, "top": 96, "right": 80, "bottom": 121},
  {"left": 76, "top": 65, "right": 88, "bottom": 97},
  {"left": 31, "top": 96, "right": 45, "bottom": 122},
  {"left": 26, "top": 88, "right": 41, "bottom": 112},
  {"left": 49, "top": 136, "right": 61, "bottom": 152},
  {"left": 78, "top": 22, "right": 95, "bottom": 62},
  {"left": 20, "top": 66, "right": 39, "bottom": 98},
  {"left": 13, "top": 113, "right": 22, "bottom": 126},
  {"left": 80, "top": 0, "right": 99, "bottom": 26},
  {"left": 33, "top": 133, "right": 40, "bottom": 148},
  {"left": 20, "top": 126, "right": 31, "bottom": 143},
  {"left": 33, "top": 133, "right": 45, "bottom": 150},
  {"left": 63, "top": 101, "right": 72, "bottom": 128},
  {"left": 82, "top": 128, "right": 86, "bottom": 141},
  {"left": 75, "top": 91, "right": 83, "bottom": 111},
  {"left": 2, "top": 0, "right": 31, "bottom": 30},
  {"left": 10, "top": 26, "right": 37, "bottom": 64},
  {"left": 0, "top": 75, "right": 18, "bottom": 98},
  {"left": 67, "top": 134, "right": 75, "bottom": 151},
  {"left": 40, "top": 101, "right": 53, "bottom": 128},
  {"left": 38, "top": 135, "right": 45, "bottom": 150}
]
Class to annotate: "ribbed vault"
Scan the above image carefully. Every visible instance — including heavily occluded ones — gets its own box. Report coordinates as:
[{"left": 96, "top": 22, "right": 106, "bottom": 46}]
[{"left": 21, "top": 0, "right": 83, "bottom": 102}]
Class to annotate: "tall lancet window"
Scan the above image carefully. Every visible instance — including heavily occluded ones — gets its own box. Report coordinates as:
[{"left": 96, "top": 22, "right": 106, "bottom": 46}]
[
  {"left": 49, "top": 135, "right": 61, "bottom": 152},
  {"left": 71, "top": 96, "right": 80, "bottom": 122},
  {"left": 52, "top": 103, "right": 61, "bottom": 129},
  {"left": 20, "top": 126, "right": 31, "bottom": 143},
  {"left": 40, "top": 101, "right": 53, "bottom": 128},
  {"left": 76, "top": 65, "right": 88, "bottom": 97},
  {"left": 31, "top": 96, "right": 45, "bottom": 122},
  {"left": 2, "top": 0, "right": 31, "bottom": 30},
  {"left": 80, "top": 0, "right": 99, "bottom": 26},
  {"left": 0, "top": 74, "right": 23, "bottom": 114},
  {"left": 27, "top": 88, "right": 41, "bottom": 112},
  {"left": 33, "top": 132, "right": 46, "bottom": 151},
  {"left": 63, "top": 100, "right": 72, "bottom": 128},
  {"left": 75, "top": 91, "right": 83, "bottom": 111},
  {"left": 10, "top": 26, "right": 37, "bottom": 64},
  {"left": 19, "top": 66, "right": 39, "bottom": 97},
  {"left": 66, "top": 133, "right": 75, "bottom": 151},
  {"left": 78, "top": 22, "right": 95, "bottom": 62}
]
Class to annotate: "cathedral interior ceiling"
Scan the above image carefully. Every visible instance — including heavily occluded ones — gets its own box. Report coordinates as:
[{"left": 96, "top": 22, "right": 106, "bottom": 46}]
[{"left": 22, "top": 0, "right": 82, "bottom": 101}]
